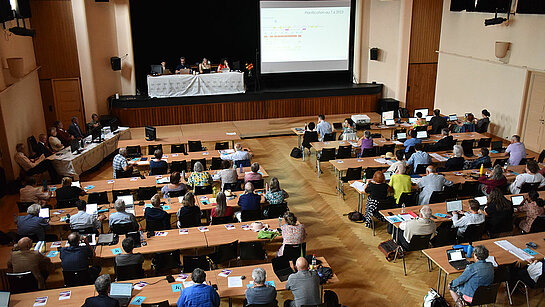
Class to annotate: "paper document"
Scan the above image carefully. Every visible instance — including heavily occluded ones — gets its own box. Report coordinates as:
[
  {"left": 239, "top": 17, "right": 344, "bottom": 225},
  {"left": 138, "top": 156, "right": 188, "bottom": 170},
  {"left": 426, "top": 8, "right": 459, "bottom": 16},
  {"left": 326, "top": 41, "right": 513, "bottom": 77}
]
[
  {"left": 228, "top": 276, "right": 243, "bottom": 288},
  {"left": 494, "top": 240, "right": 534, "bottom": 261},
  {"left": 349, "top": 181, "right": 365, "bottom": 193},
  {"left": 385, "top": 216, "right": 402, "bottom": 224},
  {"left": 183, "top": 281, "right": 195, "bottom": 288},
  {"left": 430, "top": 153, "right": 448, "bottom": 162},
  {"left": 393, "top": 141, "right": 403, "bottom": 145},
  {"left": 397, "top": 214, "right": 415, "bottom": 222},
  {"left": 411, "top": 178, "right": 422, "bottom": 184},
  {"left": 226, "top": 132, "right": 237, "bottom": 135},
  {"left": 156, "top": 177, "right": 169, "bottom": 184}
]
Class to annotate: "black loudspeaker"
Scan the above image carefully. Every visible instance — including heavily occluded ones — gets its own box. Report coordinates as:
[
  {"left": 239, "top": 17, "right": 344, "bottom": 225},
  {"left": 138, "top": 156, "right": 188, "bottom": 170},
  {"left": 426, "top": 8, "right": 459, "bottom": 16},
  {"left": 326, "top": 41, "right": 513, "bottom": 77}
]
[
  {"left": 0, "top": 0, "right": 13, "bottom": 22},
  {"left": 110, "top": 57, "right": 121, "bottom": 71},
  {"left": 15, "top": 0, "right": 30, "bottom": 18},
  {"left": 370, "top": 48, "right": 379, "bottom": 61},
  {"left": 377, "top": 98, "right": 400, "bottom": 117}
]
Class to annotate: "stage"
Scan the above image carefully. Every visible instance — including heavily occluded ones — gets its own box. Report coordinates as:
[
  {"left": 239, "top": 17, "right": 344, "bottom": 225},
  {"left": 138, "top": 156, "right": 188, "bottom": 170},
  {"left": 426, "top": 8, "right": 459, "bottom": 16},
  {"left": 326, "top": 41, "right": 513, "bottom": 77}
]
[{"left": 111, "top": 82, "right": 383, "bottom": 127}]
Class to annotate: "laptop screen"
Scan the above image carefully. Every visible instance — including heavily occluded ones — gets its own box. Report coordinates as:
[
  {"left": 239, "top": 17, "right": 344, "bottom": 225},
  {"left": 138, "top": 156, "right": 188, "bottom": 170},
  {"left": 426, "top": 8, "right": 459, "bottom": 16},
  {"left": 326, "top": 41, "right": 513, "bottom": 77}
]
[
  {"left": 446, "top": 200, "right": 463, "bottom": 212},
  {"left": 425, "top": 115, "right": 433, "bottom": 121},
  {"left": 86, "top": 203, "right": 98, "bottom": 215},
  {"left": 397, "top": 132, "right": 407, "bottom": 140},
  {"left": 117, "top": 195, "right": 134, "bottom": 206},
  {"left": 408, "top": 117, "right": 417, "bottom": 124},
  {"left": 382, "top": 111, "right": 394, "bottom": 120},
  {"left": 474, "top": 196, "right": 487, "bottom": 206},
  {"left": 449, "top": 114, "right": 457, "bottom": 121},
  {"left": 0, "top": 291, "right": 9, "bottom": 307},
  {"left": 447, "top": 249, "right": 464, "bottom": 262},
  {"left": 511, "top": 195, "right": 524, "bottom": 206},
  {"left": 491, "top": 141, "right": 503, "bottom": 150},
  {"left": 39, "top": 208, "right": 49, "bottom": 218},
  {"left": 414, "top": 108, "right": 429, "bottom": 117},
  {"left": 110, "top": 283, "right": 133, "bottom": 297},
  {"left": 385, "top": 119, "right": 395, "bottom": 126},
  {"left": 416, "top": 131, "right": 428, "bottom": 139}
]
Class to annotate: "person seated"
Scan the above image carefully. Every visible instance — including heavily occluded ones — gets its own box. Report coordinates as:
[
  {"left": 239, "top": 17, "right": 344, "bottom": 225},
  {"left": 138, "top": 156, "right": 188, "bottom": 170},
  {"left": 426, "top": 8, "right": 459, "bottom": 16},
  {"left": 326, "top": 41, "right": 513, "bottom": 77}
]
[
  {"left": 68, "top": 116, "right": 85, "bottom": 139},
  {"left": 389, "top": 164, "right": 412, "bottom": 205},
  {"left": 177, "top": 192, "right": 201, "bottom": 228},
  {"left": 453, "top": 113, "right": 476, "bottom": 133},
  {"left": 452, "top": 200, "right": 485, "bottom": 237},
  {"left": 475, "top": 109, "right": 490, "bottom": 133},
  {"left": 386, "top": 150, "right": 407, "bottom": 174},
  {"left": 238, "top": 182, "right": 261, "bottom": 211},
  {"left": 244, "top": 162, "right": 262, "bottom": 183},
  {"left": 429, "top": 109, "right": 448, "bottom": 134},
  {"left": 264, "top": 177, "right": 289, "bottom": 205},
  {"left": 218, "top": 160, "right": 238, "bottom": 190},
  {"left": 442, "top": 145, "right": 465, "bottom": 171},
  {"left": 403, "top": 130, "right": 422, "bottom": 153},
  {"left": 115, "top": 237, "right": 144, "bottom": 268},
  {"left": 413, "top": 111, "right": 427, "bottom": 127},
  {"left": 60, "top": 232, "right": 101, "bottom": 281},
  {"left": 89, "top": 113, "right": 101, "bottom": 129},
  {"left": 505, "top": 134, "right": 527, "bottom": 166},
  {"left": 109, "top": 199, "right": 139, "bottom": 231},
  {"left": 199, "top": 57, "right": 211, "bottom": 73},
  {"left": 540, "top": 165, "right": 545, "bottom": 177},
  {"left": 113, "top": 147, "right": 133, "bottom": 179},
  {"left": 285, "top": 257, "right": 321, "bottom": 307},
  {"left": 160, "top": 61, "right": 172, "bottom": 75},
  {"left": 434, "top": 128, "right": 454, "bottom": 151},
  {"left": 14, "top": 143, "right": 59, "bottom": 183},
  {"left": 161, "top": 171, "right": 187, "bottom": 198},
  {"left": 397, "top": 205, "right": 436, "bottom": 250},
  {"left": 48, "top": 126, "right": 64, "bottom": 152},
  {"left": 449, "top": 245, "right": 494, "bottom": 306},
  {"left": 301, "top": 122, "right": 319, "bottom": 154},
  {"left": 217, "top": 58, "right": 230, "bottom": 72},
  {"left": 418, "top": 165, "right": 453, "bottom": 205},
  {"left": 177, "top": 268, "right": 220, "bottom": 307},
  {"left": 316, "top": 114, "right": 332, "bottom": 141},
  {"left": 478, "top": 165, "right": 508, "bottom": 195},
  {"left": 510, "top": 259, "right": 545, "bottom": 288},
  {"left": 82, "top": 274, "right": 119, "bottom": 307},
  {"left": 510, "top": 160, "right": 545, "bottom": 194},
  {"left": 220, "top": 143, "right": 253, "bottom": 162},
  {"left": 211, "top": 192, "right": 234, "bottom": 220},
  {"left": 36, "top": 134, "right": 54, "bottom": 157},
  {"left": 356, "top": 130, "right": 374, "bottom": 157},
  {"left": 483, "top": 188, "right": 513, "bottom": 234},
  {"left": 363, "top": 171, "right": 391, "bottom": 227},
  {"left": 277, "top": 212, "right": 306, "bottom": 257},
  {"left": 515, "top": 190, "right": 545, "bottom": 233},
  {"left": 15, "top": 204, "right": 50, "bottom": 241},
  {"left": 340, "top": 118, "right": 357, "bottom": 141},
  {"left": 54, "top": 120, "right": 73, "bottom": 146},
  {"left": 187, "top": 162, "right": 213, "bottom": 187},
  {"left": 145, "top": 194, "right": 171, "bottom": 230},
  {"left": 56, "top": 177, "right": 86, "bottom": 202},
  {"left": 7, "top": 237, "right": 52, "bottom": 289},
  {"left": 470, "top": 148, "right": 492, "bottom": 169},
  {"left": 407, "top": 143, "right": 432, "bottom": 173},
  {"left": 245, "top": 267, "right": 277, "bottom": 306},
  {"left": 175, "top": 57, "right": 190, "bottom": 74},
  {"left": 70, "top": 200, "right": 105, "bottom": 232},
  {"left": 149, "top": 149, "right": 168, "bottom": 175},
  {"left": 19, "top": 176, "right": 50, "bottom": 206}
]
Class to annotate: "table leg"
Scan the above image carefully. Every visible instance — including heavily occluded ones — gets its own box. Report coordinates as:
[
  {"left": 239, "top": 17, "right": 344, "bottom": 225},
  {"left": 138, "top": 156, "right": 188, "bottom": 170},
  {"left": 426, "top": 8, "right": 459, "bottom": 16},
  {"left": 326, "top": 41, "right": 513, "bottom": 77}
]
[
  {"left": 297, "top": 135, "right": 301, "bottom": 148},
  {"left": 229, "top": 297, "right": 232, "bottom": 307},
  {"left": 230, "top": 140, "right": 235, "bottom": 149},
  {"left": 437, "top": 270, "right": 442, "bottom": 291},
  {"left": 443, "top": 272, "right": 448, "bottom": 297}
]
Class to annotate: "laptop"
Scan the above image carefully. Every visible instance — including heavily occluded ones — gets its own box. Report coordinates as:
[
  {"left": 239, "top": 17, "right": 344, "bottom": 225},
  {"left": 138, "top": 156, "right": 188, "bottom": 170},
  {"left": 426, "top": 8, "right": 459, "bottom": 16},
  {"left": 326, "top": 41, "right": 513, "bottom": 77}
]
[
  {"left": 221, "top": 68, "right": 230, "bottom": 73},
  {"left": 408, "top": 117, "right": 417, "bottom": 124},
  {"left": 126, "top": 146, "right": 142, "bottom": 158},
  {"left": 449, "top": 114, "right": 458, "bottom": 121},
  {"left": 86, "top": 203, "right": 98, "bottom": 215},
  {"left": 178, "top": 68, "right": 191, "bottom": 75},
  {"left": 39, "top": 208, "right": 50, "bottom": 219},
  {"left": 474, "top": 196, "right": 487, "bottom": 206},
  {"left": 446, "top": 200, "right": 463, "bottom": 213},
  {"left": 425, "top": 115, "right": 433, "bottom": 122},
  {"left": 511, "top": 195, "right": 525, "bottom": 206},
  {"left": 447, "top": 249, "right": 470, "bottom": 270},
  {"left": 396, "top": 132, "right": 407, "bottom": 141},
  {"left": 385, "top": 119, "right": 396, "bottom": 126},
  {"left": 97, "top": 233, "right": 118, "bottom": 245},
  {"left": 110, "top": 283, "right": 133, "bottom": 306},
  {"left": 272, "top": 256, "right": 296, "bottom": 282},
  {"left": 491, "top": 141, "right": 504, "bottom": 153},
  {"left": 126, "top": 231, "right": 143, "bottom": 248},
  {"left": 0, "top": 291, "right": 9, "bottom": 307},
  {"left": 416, "top": 131, "right": 428, "bottom": 139},
  {"left": 117, "top": 195, "right": 134, "bottom": 207},
  {"left": 333, "top": 122, "right": 343, "bottom": 130}
]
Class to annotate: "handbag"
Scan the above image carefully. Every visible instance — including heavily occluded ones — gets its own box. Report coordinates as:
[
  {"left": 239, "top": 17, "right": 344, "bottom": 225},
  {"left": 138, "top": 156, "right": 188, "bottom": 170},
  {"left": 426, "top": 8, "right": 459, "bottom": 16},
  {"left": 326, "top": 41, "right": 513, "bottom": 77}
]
[
  {"left": 257, "top": 230, "right": 278, "bottom": 240},
  {"left": 290, "top": 147, "right": 302, "bottom": 158},
  {"left": 423, "top": 288, "right": 449, "bottom": 307},
  {"left": 377, "top": 239, "right": 403, "bottom": 262},
  {"left": 346, "top": 211, "right": 363, "bottom": 222}
]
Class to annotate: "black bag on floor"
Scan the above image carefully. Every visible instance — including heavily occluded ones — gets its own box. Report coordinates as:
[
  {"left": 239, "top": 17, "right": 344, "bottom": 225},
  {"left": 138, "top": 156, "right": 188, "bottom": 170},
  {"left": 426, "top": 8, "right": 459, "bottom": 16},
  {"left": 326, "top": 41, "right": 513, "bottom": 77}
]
[
  {"left": 290, "top": 147, "right": 302, "bottom": 158},
  {"left": 324, "top": 290, "right": 341, "bottom": 307}
]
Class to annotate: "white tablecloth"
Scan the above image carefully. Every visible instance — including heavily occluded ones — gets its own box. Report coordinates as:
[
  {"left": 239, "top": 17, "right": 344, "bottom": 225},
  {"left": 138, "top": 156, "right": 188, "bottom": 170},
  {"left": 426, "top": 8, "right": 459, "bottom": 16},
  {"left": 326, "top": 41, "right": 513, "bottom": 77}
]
[
  {"left": 48, "top": 128, "right": 131, "bottom": 180},
  {"left": 147, "top": 72, "right": 245, "bottom": 98}
]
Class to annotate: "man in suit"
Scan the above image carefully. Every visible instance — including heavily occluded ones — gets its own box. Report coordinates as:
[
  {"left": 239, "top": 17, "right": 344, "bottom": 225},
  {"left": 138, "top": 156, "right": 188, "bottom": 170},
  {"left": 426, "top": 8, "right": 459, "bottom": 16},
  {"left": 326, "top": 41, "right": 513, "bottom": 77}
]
[
  {"left": 36, "top": 134, "right": 54, "bottom": 157},
  {"left": 54, "top": 120, "right": 73, "bottom": 147},
  {"left": 68, "top": 116, "right": 85, "bottom": 140},
  {"left": 434, "top": 128, "right": 454, "bottom": 152},
  {"left": 82, "top": 274, "right": 119, "bottom": 307}
]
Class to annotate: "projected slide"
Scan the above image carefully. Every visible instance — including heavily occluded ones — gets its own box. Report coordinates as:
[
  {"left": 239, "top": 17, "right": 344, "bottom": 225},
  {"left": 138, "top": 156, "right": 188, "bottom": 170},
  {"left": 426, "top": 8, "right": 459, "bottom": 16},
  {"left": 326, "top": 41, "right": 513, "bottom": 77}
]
[{"left": 260, "top": 0, "right": 351, "bottom": 74}]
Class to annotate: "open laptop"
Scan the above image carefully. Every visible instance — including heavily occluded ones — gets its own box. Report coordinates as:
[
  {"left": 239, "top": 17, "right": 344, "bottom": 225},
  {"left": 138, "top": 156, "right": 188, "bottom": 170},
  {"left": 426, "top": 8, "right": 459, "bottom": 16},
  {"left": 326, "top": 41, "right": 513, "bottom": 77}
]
[
  {"left": 39, "top": 208, "right": 50, "bottom": 219},
  {"left": 385, "top": 119, "right": 396, "bottom": 126},
  {"left": 396, "top": 132, "right": 407, "bottom": 141},
  {"left": 447, "top": 249, "right": 470, "bottom": 270},
  {"left": 416, "top": 131, "right": 428, "bottom": 139},
  {"left": 491, "top": 141, "right": 504, "bottom": 153},
  {"left": 446, "top": 200, "right": 463, "bottom": 213},
  {"left": 117, "top": 195, "right": 134, "bottom": 207},
  {"left": 221, "top": 68, "right": 230, "bottom": 73},
  {"left": 178, "top": 68, "right": 191, "bottom": 75},
  {"left": 449, "top": 114, "right": 458, "bottom": 121},
  {"left": 272, "top": 256, "right": 296, "bottom": 282},
  {"left": 0, "top": 291, "right": 9, "bottom": 307},
  {"left": 511, "top": 195, "right": 525, "bottom": 206},
  {"left": 425, "top": 115, "right": 433, "bottom": 122},
  {"left": 475, "top": 196, "right": 488, "bottom": 209},
  {"left": 86, "top": 203, "right": 98, "bottom": 215},
  {"left": 110, "top": 283, "right": 133, "bottom": 306},
  {"left": 408, "top": 117, "right": 417, "bottom": 124}
]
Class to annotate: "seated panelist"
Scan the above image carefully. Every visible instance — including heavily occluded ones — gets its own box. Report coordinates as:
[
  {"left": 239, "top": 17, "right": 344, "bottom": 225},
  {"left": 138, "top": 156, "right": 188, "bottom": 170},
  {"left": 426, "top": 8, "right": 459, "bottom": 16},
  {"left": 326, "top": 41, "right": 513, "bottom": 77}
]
[{"left": 199, "top": 58, "right": 211, "bottom": 74}]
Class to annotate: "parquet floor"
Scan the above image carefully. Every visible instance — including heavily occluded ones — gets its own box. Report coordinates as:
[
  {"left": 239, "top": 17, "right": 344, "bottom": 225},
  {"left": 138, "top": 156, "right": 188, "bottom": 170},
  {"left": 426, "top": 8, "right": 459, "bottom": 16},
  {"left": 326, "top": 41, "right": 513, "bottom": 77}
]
[{"left": 1, "top": 134, "right": 544, "bottom": 306}]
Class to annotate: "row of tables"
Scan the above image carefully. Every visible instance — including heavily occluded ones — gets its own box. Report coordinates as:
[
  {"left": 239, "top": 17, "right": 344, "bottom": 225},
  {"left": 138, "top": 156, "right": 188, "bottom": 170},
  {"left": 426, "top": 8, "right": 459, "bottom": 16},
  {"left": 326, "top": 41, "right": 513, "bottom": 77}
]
[{"left": 117, "top": 133, "right": 241, "bottom": 155}]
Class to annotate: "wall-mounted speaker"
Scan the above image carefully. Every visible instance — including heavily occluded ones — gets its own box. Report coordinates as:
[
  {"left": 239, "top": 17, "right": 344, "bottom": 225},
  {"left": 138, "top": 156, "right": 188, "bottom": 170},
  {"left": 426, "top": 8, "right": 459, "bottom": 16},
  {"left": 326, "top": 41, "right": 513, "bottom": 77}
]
[
  {"left": 0, "top": 0, "right": 13, "bottom": 22},
  {"left": 110, "top": 57, "right": 121, "bottom": 71},
  {"left": 370, "top": 48, "right": 379, "bottom": 61}
]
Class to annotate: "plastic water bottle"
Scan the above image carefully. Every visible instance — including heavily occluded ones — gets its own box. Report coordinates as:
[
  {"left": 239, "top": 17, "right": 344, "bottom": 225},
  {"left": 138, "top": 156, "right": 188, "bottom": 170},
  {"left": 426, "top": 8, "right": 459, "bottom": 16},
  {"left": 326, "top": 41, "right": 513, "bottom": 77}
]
[
  {"left": 278, "top": 216, "right": 282, "bottom": 228},
  {"left": 311, "top": 254, "right": 317, "bottom": 270},
  {"left": 239, "top": 163, "right": 243, "bottom": 173},
  {"left": 213, "top": 186, "right": 217, "bottom": 197},
  {"left": 140, "top": 230, "right": 147, "bottom": 246},
  {"left": 479, "top": 164, "right": 484, "bottom": 176},
  {"left": 467, "top": 242, "right": 473, "bottom": 258},
  {"left": 401, "top": 203, "right": 406, "bottom": 214},
  {"left": 167, "top": 197, "right": 171, "bottom": 205}
]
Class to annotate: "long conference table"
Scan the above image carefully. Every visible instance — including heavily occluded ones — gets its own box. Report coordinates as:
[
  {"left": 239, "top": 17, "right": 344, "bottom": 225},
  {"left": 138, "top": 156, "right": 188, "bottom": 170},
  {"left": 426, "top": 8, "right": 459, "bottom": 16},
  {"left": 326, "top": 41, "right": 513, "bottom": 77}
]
[
  {"left": 117, "top": 132, "right": 241, "bottom": 154},
  {"left": 147, "top": 72, "right": 245, "bottom": 98}
]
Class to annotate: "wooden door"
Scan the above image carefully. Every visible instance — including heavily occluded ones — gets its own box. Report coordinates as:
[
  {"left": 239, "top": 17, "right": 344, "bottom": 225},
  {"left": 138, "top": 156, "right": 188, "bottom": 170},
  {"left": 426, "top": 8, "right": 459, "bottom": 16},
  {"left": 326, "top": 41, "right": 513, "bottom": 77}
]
[
  {"left": 406, "top": 63, "right": 438, "bottom": 113},
  {"left": 522, "top": 72, "right": 545, "bottom": 153},
  {"left": 52, "top": 78, "right": 85, "bottom": 130}
]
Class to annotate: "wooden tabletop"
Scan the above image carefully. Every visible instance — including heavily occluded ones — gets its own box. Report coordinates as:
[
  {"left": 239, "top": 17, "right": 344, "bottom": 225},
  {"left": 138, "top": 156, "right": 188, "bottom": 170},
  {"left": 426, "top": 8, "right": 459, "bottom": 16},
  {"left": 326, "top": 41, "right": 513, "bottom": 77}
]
[
  {"left": 129, "top": 150, "right": 234, "bottom": 167},
  {"left": 204, "top": 218, "right": 280, "bottom": 247},
  {"left": 9, "top": 283, "right": 96, "bottom": 306},
  {"left": 196, "top": 191, "right": 267, "bottom": 211},
  {"left": 118, "top": 133, "right": 241, "bottom": 149}
]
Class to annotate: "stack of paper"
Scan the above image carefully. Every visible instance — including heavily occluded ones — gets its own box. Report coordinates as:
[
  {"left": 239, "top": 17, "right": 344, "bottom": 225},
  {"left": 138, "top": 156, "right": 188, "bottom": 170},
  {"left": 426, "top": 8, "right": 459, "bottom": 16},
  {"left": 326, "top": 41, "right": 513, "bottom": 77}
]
[
  {"left": 494, "top": 240, "right": 534, "bottom": 261},
  {"left": 430, "top": 153, "right": 448, "bottom": 162},
  {"left": 349, "top": 181, "right": 365, "bottom": 192}
]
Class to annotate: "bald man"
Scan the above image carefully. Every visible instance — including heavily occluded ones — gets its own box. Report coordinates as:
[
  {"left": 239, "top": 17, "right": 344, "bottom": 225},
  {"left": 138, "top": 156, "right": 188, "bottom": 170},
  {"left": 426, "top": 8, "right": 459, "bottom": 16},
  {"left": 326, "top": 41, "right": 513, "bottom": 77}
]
[
  {"left": 7, "top": 237, "right": 52, "bottom": 289},
  {"left": 285, "top": 257, "right": 321, "bottom": 307}
]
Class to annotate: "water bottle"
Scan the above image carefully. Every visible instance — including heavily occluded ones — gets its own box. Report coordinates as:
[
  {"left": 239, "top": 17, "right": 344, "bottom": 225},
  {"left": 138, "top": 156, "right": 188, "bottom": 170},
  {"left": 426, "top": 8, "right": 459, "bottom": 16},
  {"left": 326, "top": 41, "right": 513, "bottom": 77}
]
[
  {"left": 467, "top": 242, "right": 473, "bottom": 258},
  {"left": 401, "top": 203, "right": 406, "bottom": 214},
  {"left": 266, "top": 183, "right": 269, "bottom": 193},
  {"left": 304, "top": 122, "right": 307, "bottom": 130},
  {"left": 239, "top": 163, "right": 243, "bottom": 173},
  {"left": 167, "top": 197, "right": 171, "bottom": 205},
  {"left": 311, "top": 254, "right": 317, "bottom": 270},
  {"left": 213, "top": 186, "right": 217, "bottom": 197},
  {"left": 479, "top": 164, "right": 484, "bottom": 176},
  {"left": 278, "top": 216, "right": 282, "bottom": 228},
  {"left": 140, "top": 230, "right": 147, "bottom": 247}
]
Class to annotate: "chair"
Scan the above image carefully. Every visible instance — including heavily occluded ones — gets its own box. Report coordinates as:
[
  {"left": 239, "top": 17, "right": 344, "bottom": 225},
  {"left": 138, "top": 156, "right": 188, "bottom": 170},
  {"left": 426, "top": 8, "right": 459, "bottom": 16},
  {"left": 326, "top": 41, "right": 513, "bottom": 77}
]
[
  {"left": 316, "top": 148, "right": 336, "bottom": 176},
  {"left": 188, "top": 140, "right": 205, "bottom": 152},
  {"left": 210, "top": 157, "right": 222, "bottom": 170},
  {"left": 110, "top": 222, "right": 137, "bottom": 235},
  {"left": 248, "top": 179, "right": 264, "bottom": 189},
  {"left": 459, "top": 182, "right": 481, "bottom": 198},
  {"left": 215, "top": 142, "right": 229, "bottom": 150},
  {"left": 336, "top": 145, "right": 352, "bottom": 159},
  {"left": 461, "top": 140, "right": 475, "bottom": 157},
  {"left": 115, "top": 263, "right": 145, "bottom": 281},
  {"left": 72, "top": 227, "right": 98, "bottom": 235},
  {"left": 264, "top": 203, "right": 289, "bottom": 219},
  {"left": 16, "top": 201, "right": 34, "bottom": 213},
  {"left": 239, "top": 242, "right": 267, "bottom": 261},
  {"left": 182, "top": 255, "right": 210, "bottom": 273},
  {"left": 510, "top": 271, "right": 545, "bottom": 307},
  {"left": 379, "top": 144, "right": 396, "bottom": 156},
  {"left": 428, "top": 191, "right": 447, "bottom": 204},
  {"left": 323, "top": 132, "right": 336, "bottom": 142},
  {"left": 170, "top": 161, "right": 187, "bottom": 173},
  {"left": 152, "top": 250, "right": 182, "bottom": 273},
  {"left": 477, "top": 138, "right": 492, "bottom": 148},
  {"left": 462, "top": 283, "right": 500, "bottom": 306},
  {"left": 146, "top": 219, "right": 167, "bottom": 232},
  {"left": 87, "top": 192, "right": 109, "bottom": 205},
  {"left": 137, "top": 187, "right": 157, "bottom": 201},
  {"left": 211, "top": 216, "right": 234, "bottom": 225},
  {"left": 126, "top": 145, "right": 142, "bottom": 157},
  {"left": 493, "top": 262, "right": 516, "bottom": 305},
  {"left": 112, "top": 189, "right": 132, "bottom": 201},
  {"left": 493, "top": 158, "right": 508, "bottom": 167},
  {"left": 194, "top": 185, "right": 213, "bottom": 195},
  {"left": 443, "top": 183, "right": 460, "bottom": 200},
  {"left": 6, "top": 271, "right": 38, "bottom": 294},
  {"left": 458, "top": 223, "right": 485, "bottom": 243},
  {"left": 167, "top": 189, "right": 186, "bottom": 197},
  {"left": 241, "top": 210, "right": 262, "bottom": 222},
  {"left": 115, "top": 169, "right": 132, "bottom": 179},
  {"left": 141, "top": 301, "right": 170, "bottom": 307},
  {"left": 341, "top": 167, "right": 362, "bottom": 183},
  {"left": 170, "top": 144, "right": 186, "bottom": 154},
  {"left": 56, "top": 198, "right": 78, "bottom": 209},
  {"left": 223, "top": 182, "right": 242, "bottom": 192},
  {"left": 398, "top": 234, "right": 432, "bottom": 276},
  {"left": 190, "top": 158, "right": 206, "bottom": 171},
  {"left": 301, "top": 131, "right": 319, "bottom": 151},
  {"left": 211, "top": 241, "right": 238, "bottom": 266},
  {"left": 63, "top": 269, "right": 93, "bottom": 286},
  {"left": 529, "top": 215, "right": 545, "bottom": 233},
  {"left": 538, "top": 149, "right": 545, "bottom": 163},
  {"left": 148, "top": 144, "right": 163, "bottom": 156},
  {"left": 361, "top": 147, "right": 377, "bottom": 157},
  {"left": 235, "top": 159, "right": 251, "bottom": 168},
  {"left": 149, "top": 165, "right": 168, "bottom": 176},
  {"left": 282, "top": 243, "right": 306, "bottom": 261},
  {"left": 371, "top": 133, "right": 382, "bottom": 138},
  {"left": 364, "top": 167, "right": 381, "bottom": 180},
  {"left": 414, "top": 164, "right": 429, "bottom": 175},
  {"left": 520, "top": 182, "right": 540, "bottom": 193},
  {"left": 370, "top": 197, "right": 395, "bottom": 236},
  {"left": 399, "top": 192, "right": 418, "bottom": 207}
]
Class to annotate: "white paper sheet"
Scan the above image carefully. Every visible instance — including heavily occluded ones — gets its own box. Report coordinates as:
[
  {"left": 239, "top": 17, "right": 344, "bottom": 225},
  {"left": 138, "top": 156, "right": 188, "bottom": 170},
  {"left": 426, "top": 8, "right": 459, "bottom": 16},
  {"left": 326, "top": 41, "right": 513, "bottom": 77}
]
[
  {"left": 228, "top": 276, "right": 243, "bottom": 288},
  {"left": 349, "top": 181, "right": 365, "bottom": 193}
]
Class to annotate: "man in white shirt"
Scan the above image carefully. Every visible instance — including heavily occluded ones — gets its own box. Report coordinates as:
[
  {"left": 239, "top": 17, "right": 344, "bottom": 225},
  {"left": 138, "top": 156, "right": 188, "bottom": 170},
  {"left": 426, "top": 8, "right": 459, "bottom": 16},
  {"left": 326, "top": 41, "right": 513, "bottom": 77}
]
[
  {"left": 452, "top": 200, "right": 485, "bottom": 236},
  {"left": 70, "top": 200, "right": 105, "bottom": 232},
  {"left": 109, "top": 199, "right": 138, "bottom": 230},
  {"left": 220, "top": 143, "right": 252, "bottom": 161},
  {"left": 316, "top": 114, "right": 332, "bottom": 141},
  {"left": 510, "top": 160, "right": 545, "bottom": 194},
  {"left": 397, "top": 205, "right": 436, "bottom": 249}
]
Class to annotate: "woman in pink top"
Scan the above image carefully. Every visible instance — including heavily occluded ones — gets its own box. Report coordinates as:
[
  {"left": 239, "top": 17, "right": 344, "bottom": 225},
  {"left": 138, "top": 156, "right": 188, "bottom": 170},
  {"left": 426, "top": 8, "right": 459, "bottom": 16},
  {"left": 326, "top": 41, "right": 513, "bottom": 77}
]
[
  {"left": 515, "top": 190, "right": 545, "bottom": 233},
  {"left": 244, "top": 162, "right": 262, "bottom": 183},
  {"left": 277, "top": 212, "right": 306, "bottom": 256}
]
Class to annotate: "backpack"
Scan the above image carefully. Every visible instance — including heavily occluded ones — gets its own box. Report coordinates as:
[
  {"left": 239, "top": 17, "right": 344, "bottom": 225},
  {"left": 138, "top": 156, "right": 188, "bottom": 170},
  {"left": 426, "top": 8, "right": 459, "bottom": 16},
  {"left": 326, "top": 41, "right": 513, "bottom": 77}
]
[
  {"left": 346, "top": 211, "right": 363, "bottom": 222},
  {"left": 290, "top": 147, "right": 302, "bottom": 158},
  {"left": 423, "top": 288, "right": 449, "bottom": 307},
  {"left": 377, "top": 239, "right": 403, "bottom": 262},
  {"left": 323, "top": 290, "right": 341, "bottom": 307},
  {"left": 316, "top": 265, "right": 333, "bottom": 285}
]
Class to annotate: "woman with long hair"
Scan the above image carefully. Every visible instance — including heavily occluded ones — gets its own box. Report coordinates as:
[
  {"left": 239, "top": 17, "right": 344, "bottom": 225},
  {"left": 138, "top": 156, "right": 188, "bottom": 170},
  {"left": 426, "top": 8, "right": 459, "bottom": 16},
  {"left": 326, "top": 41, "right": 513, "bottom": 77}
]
[
  {"left": 478, "top": 165, "right": 508, "bottom": 195},
  {"left": 211, "top": 192, "right": 234, "bottom": 219},
  {"left": 484, "top": 188, "right": 513, "bottom": 234}
]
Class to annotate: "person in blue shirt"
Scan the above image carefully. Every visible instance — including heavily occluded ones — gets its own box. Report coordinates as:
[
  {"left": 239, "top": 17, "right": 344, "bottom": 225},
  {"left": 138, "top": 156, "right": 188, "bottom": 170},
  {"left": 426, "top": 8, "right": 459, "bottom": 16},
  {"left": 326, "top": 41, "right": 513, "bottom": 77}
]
[
  {"left": 403, "top": 129, "right": 422, "bottom": 153},
  {"left": 238, "top": 182, "right": 262, "bottom": 211},
  {"left": 470, "top": 148, "right": 492, "bottom": 169},
  {"left": 449, "top": 245, "right": 494, "bottom": 306},
  {"left": 15, "top": 204, "right": 50, "bottom": 241},
  {"left": 177, "top": 268, "right": 220, "bottom": 307},
  {"left": 407, "top": 143, "right": 432, "bottom": 173},
  {"left": 144, "top": 194, "right": 171, "bottom": 230},
  {"left": 149, "top": 149, "right": 168, "bottom": 175}
]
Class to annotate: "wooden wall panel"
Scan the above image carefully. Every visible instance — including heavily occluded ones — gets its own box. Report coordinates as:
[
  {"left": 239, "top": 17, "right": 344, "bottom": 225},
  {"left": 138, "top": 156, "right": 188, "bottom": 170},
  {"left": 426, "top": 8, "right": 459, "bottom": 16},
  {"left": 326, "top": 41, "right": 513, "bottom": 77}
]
[
  {"left": 112, "top": 94, "right": 380, "bottom": 127},
  {"left": 408, "top": 0, "right": 443, "bottom": 64},
  {"left": 406, "top": 63, "right": 438, "bottom": 113}
]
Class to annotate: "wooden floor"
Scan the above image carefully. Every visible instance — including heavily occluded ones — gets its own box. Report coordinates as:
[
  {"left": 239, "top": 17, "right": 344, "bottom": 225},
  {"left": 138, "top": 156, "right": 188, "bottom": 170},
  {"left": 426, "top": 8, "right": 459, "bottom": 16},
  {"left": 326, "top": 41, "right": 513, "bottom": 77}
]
[{"left": 1, "top": 134, "right": 544, "bottom": 306}]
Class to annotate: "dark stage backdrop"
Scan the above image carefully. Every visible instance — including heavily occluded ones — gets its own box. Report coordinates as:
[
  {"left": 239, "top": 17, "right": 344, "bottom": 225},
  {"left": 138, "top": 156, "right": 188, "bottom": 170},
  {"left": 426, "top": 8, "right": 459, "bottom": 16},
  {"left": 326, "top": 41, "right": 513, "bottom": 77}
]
[{"left": 129, "top": 0, "right": 259, "bottom": 94}]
